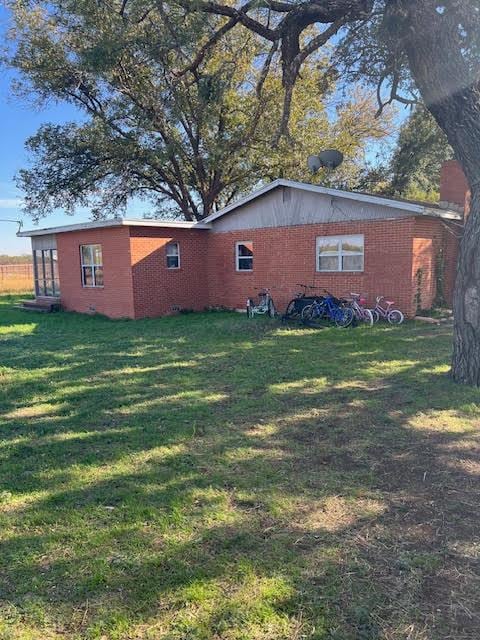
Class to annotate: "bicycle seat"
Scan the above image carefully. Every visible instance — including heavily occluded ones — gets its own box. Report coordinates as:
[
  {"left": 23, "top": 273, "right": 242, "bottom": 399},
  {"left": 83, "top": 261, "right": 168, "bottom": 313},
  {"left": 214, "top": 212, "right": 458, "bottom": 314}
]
[{"left": 385, "top": 300, "right": 394, "bottom": 305}]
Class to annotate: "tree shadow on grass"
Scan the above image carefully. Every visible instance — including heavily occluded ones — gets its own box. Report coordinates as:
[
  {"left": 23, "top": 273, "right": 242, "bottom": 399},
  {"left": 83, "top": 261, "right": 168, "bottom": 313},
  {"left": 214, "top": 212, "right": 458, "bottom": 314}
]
[{"left": 1, "top": 303, "right": 480, "bottom": 638}]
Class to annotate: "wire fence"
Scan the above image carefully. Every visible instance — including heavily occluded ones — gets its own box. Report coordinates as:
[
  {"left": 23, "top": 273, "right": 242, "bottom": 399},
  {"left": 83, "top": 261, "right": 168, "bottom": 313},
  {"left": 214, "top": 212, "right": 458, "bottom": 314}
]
[{"left": 0, "top": 264, "right": 34, "bottom": 293}]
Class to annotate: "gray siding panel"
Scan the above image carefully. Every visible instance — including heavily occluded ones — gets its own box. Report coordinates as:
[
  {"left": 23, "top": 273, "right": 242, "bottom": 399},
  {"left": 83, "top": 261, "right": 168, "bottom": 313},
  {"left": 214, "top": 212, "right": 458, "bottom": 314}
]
[
  {"left": 31, "top": 234, "right": 57, "bottom": 250},
  {"left": 211, "top": 186, "right": 414, "bottom": 233}
]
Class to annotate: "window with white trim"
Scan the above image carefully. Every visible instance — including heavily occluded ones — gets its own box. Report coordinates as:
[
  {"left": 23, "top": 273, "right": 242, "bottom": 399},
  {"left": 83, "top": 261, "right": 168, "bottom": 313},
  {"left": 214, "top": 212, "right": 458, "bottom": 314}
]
[
  {"left": 316, "top": 235, "right": 364, "bottom": 272},
  {"left": 80, "top": 244, "right": 104, "bottom": 287},
  {"left": 235, "top": 241, "right": 253, "bottom": 271},
  {"left": 166, "top": 242, "right": 180, "bottom": 269}
]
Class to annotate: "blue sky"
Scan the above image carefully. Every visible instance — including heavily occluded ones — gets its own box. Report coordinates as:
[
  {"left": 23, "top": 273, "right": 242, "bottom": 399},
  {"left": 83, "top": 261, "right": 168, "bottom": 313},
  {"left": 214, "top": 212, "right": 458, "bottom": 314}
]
[{"left": 0, "top": 6, "right": 83, "bottom": 253}]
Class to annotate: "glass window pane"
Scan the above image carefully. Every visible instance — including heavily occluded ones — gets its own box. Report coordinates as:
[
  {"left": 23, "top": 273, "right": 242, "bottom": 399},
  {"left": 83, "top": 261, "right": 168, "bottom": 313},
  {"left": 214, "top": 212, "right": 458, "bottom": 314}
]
[
  {"left": 167, "top": 256, "right": 179, "bottom": 269},
  {"left": 342, "top": 255, "right": 363, "bottom": 271},
  {"left": 52, "top": 250, "right": 59, "bottom": 280},
  {"left": 43, "top": 250, "right": 52, "bottom": 277},
  {"left": 34, "top": 250, "right": 43, "bottom": 277},
  {"left": 166, "top": 242, "right": 179, "bottom": 257},
  {"left": 92, "top": 245, "right": 103, "bottom": 265},
  {"left": 83, "top": 266, "right": 93, "bottom": 286},
  {"left": 238, "top": 257, "right": 253, "bottom": 271},
  {"left": 53, "top": 280, "right": 61, "bottom": 296},
  {"left": 318, "top": 255, "right": 339, "bottom": 271},
  {"left": 81, "top": 245, "right": 91, "bottom": 265},
  {"left": 317, "top": 238, "right": 340, "bottom": 254},
  {"left": 238, "top": 242, "right": 253, "bottom": 257},
  {"left": 45, "top": 280, "right": 54, "bottom": 296},
  {"left": 94, "top": 267, "right": 104, "bottom": 286},
  {"left": 36, "top": 279, "right": 46, "bottom": 296},
  {"left": 341, "top": 237, "right": 364, "bottom": 254}
]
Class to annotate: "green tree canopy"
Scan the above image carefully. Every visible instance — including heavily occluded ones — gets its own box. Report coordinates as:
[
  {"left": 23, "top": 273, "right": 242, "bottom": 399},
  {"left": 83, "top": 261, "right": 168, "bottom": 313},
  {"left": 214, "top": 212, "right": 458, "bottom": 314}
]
[
  {"left": 6, "top": 1, "right": 392, "bottom": 221},
  {"left": 387, "top": 107, "right": 452, "bottom": 202}
]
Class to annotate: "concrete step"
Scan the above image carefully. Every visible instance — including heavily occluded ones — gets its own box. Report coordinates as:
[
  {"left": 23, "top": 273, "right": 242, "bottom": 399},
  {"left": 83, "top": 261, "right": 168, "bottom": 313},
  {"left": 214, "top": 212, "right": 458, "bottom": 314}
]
[
  {"left": 17, "top": 299, "right": 62, "bottom": 313},
  {"left": 15, "top": 304, "right": 50, "bottom": 313}
]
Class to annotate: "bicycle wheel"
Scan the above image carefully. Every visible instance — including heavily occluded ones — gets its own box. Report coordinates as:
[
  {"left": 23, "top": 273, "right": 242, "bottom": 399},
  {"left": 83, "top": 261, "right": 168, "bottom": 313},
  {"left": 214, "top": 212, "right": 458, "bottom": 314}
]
[
  {"left": 301, "top": 303, "right": 313, "bottom": 321},
  {"left": 362, "top": 309, "right": 374, "bottom": 327},
  {"left": 268, "top": 299, "right": 276, "bottom": 318},
  {"left": 371, "top": 309, "right": 380, "bottom": 323},
  {"left": 284, "top": 299, "right": 299, "bottom": 319},
  {"left": 387, "top": 309, "right": 404, "bottom": 325},
  {"left": 246, "top": 299, "right": 254, "bottom": 318},
  {"left": 302, "top": 304, "right": 323, "bottom": 328},
  {"left": 334, "top": 307, "right": 354, "bottom": 328}
]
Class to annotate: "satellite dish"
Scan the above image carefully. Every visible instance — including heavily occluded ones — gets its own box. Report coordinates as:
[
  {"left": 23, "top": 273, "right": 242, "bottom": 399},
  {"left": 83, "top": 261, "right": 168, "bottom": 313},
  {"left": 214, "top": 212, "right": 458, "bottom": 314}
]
[
  {"left": 318, "top": 149, "right": 344, "bottom": 169},
  {"left": 307, "top": 149, "right": 344, "bottom": 173},
  {"left": 307, "top": 154, "right": 322, "bottom": 174}
]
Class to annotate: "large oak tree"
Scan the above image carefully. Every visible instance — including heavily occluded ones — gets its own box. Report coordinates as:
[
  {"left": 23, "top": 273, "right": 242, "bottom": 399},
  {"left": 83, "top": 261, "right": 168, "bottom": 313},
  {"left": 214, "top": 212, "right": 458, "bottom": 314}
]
[{"left": 6, "top": 0, "right": 389, "bottom": 221}]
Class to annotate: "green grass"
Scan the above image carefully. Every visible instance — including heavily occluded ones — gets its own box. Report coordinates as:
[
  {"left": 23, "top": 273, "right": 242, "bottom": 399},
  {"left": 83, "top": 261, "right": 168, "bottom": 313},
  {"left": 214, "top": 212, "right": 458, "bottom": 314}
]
[{"left": 0, "top": 294, "right": 479, "bottom": 640}]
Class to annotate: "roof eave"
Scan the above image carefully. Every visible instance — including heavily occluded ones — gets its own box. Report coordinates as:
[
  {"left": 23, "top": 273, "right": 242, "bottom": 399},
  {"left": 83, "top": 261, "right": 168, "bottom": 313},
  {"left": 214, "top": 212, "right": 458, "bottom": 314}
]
[
  {"left": 17, "top": 218, "right": 212, "bottom": 237},
  {"left": 421, "top": 208, "right": 463, "bottom": 221}
]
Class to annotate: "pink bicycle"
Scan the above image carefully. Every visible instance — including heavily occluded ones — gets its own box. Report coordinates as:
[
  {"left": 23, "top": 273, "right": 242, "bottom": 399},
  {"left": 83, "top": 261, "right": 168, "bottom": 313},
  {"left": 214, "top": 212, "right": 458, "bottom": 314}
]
[
  {"left": 349, "top": 293, "right": 374, "bottom": 326},
  {"left": 372, "top": 296, "right": 404, "bottom": 325}
]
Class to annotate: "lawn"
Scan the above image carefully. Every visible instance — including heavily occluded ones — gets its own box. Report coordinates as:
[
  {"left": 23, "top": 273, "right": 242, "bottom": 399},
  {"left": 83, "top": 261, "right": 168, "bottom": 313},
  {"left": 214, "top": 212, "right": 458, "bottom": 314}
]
[{"left": 0, "top": 294, "right": 479, "bottom": 640}]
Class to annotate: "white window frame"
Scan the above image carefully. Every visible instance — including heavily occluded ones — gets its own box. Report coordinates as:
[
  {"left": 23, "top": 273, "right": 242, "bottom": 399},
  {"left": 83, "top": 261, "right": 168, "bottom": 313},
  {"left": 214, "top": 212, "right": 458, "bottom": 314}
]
[
  {"left": 166, "top": 241, "right": 180, "bottom": 269},
  {"left": 316, "top": 234, "right": 364, "bottom": 273},
  {"left": 80, "top": 244, "right": 104, "bottom": 287},
  {"left": 235, "top": 241, "right": 253, "bottom": 272}
]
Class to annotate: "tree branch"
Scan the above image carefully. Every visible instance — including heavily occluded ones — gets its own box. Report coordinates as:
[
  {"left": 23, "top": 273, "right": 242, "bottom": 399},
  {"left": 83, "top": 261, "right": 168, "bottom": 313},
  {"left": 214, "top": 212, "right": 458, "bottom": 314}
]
[{"left": 176, "top": 0, "right": 277, "bottom": 40}]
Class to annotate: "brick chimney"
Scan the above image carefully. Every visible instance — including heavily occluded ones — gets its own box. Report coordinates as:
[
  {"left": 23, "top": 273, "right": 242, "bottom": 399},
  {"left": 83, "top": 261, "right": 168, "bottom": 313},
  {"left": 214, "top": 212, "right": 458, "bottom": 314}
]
[{"left": 439, "top": 159, "right": 470, "bottom": 215}]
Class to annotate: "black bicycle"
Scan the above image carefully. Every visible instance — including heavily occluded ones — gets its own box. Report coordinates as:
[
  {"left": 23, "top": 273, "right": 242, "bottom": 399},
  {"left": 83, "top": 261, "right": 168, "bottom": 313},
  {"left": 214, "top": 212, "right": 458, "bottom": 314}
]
[{"left": 283, "top": 284, "right": 324, "bottom": 322}]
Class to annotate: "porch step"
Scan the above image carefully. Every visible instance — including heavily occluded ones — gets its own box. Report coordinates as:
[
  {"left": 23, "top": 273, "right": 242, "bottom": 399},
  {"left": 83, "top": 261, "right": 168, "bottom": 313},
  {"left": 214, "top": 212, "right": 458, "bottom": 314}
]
[{"left": 16, "top": 298, "right": 62, "bottom": 313}]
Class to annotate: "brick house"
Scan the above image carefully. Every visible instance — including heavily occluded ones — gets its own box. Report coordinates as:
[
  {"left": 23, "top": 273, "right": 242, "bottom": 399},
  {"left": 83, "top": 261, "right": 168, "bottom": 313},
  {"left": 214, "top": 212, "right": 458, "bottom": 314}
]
[{"left": 18, "top": 161, "right": 467, "bottom": 319}]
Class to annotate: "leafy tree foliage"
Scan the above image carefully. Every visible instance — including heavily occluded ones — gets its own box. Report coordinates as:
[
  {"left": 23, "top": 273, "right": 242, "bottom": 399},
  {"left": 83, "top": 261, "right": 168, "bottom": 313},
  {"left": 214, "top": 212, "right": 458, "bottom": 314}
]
[
  {"left": 6, "top": 1, "right": 391, "bottom": 221},
  {"left": 0, "top": 254, "right": 32, "bottom": 264},
  {"left": 387, "top": 107, "right": 452, "bottom": 202}
]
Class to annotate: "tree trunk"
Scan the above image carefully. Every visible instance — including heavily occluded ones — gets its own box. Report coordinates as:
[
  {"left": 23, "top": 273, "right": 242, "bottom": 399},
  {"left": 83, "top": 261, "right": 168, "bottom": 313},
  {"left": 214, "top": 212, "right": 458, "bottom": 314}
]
[
  {"left": 452, "top": 186, "right": 480, "bottom": 384},
  {"left": 385, "top": 1, "right": 480, "bottom": 385}
]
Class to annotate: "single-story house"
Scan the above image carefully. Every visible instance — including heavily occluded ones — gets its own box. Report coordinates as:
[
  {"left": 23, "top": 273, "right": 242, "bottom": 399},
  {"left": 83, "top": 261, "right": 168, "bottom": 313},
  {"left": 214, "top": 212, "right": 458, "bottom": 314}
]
[{"left": 18, "top": 160, "right": 467, "bottom": 319}]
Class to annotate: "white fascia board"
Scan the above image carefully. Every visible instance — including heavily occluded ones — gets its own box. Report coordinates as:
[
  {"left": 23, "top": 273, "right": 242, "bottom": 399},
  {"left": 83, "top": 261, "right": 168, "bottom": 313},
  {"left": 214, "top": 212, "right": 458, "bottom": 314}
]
[
  {"left": 17, "top": 218, "right": 211, "bottom": 237},
  {"left": 122, "top": 219, "right": 211, "bottom": 229},
  {"left": 421, "top": 207, "right": 462, "bottom": 221}
]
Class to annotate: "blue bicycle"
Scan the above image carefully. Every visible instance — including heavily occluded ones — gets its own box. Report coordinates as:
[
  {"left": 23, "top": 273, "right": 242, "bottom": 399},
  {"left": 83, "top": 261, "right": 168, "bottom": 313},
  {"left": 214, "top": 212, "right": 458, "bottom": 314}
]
[{"left": 301, "top": 290, "right": 354, "bottom": 328}]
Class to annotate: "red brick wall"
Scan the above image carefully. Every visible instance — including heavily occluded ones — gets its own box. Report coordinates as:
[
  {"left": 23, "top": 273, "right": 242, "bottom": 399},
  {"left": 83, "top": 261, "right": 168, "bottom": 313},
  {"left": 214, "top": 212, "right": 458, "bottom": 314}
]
[
  {"left": 411, "top": 217, "right": 459, "bottom": 311},
  {"left": 55, "top": 216, "right": 459, "bottom": 320},
  {"left": 443, "top": 222, "right": 459, "bottom": 306},
  {"left": 207, "top": 218, "right": 418, "bottom": 316},
  {"left": 56, "top": 226, "right": 135, "bottom": 318},
  {"left": 440, "top": 159, "right": 470, "bottom": 211},
  {"left": 129, "top": 227, "right": 209, "bottom": 318}
]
